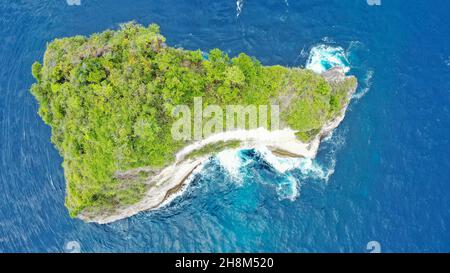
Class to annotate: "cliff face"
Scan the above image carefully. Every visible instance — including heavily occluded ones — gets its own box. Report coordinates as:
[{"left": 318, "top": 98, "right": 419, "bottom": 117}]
[
  {"left": 30, "top": 22, "right": 357, "bottom": 221},
  {"left": 322, "top": 66, "right": 348, "bottom": 83}
]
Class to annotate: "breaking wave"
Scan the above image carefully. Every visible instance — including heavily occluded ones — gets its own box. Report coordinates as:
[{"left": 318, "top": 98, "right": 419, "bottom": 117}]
[
  {"left": 215, "top": 149, "right": 243, "bottom": 182},
  {"left": 211, "top": 144, "right": 340, "bottom": 201},
  {"left": 236, "top": 0, "right": 244, "bottom": 18},
  {"left": 353, "top": 69, "right": 373, "bottom": 100},
  {"left": 306, "top": 44, "right": 350, "bottom": 74}
]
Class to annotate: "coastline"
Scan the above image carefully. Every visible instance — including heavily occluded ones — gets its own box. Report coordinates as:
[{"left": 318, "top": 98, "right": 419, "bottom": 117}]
[{"left": 78, "top": 68, "right": 357, "bottom": 224}]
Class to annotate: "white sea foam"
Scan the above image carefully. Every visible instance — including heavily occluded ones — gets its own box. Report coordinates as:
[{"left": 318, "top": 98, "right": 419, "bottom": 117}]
[
  {"left": 256, "top": 146, "right": 300, "bottom": 173},
  {"left": 306, "top": 44, "right": 350, "bottom": 74},
  {"left": 353, "top": 70, "right": 373, "bottom": 100},
  {"left": 318, "top": 128, "right": 347, "bottom": 181},
  {"left": 297, "top": 158, "right": 334, "bottom": 181},
  {"left": 216, "top": 149, "right": 242, "bottom": 180},
  {"left": 261, "top": 149, "right": 333, "bottom": 181},
  {"left": 66, "top": 0, "right": 81, "bottom": 6},
  {"left": 250, "top": 146, "right": 335, "bottom": 200},
  {"left": 236, "top": 0, "right": 244, "bottom": 18},
  {"left": 276, "top": 176, "right": 299, "bottom": 201},
  {"left": 321, "top": 37, "right": 334, "bottom": 43}
]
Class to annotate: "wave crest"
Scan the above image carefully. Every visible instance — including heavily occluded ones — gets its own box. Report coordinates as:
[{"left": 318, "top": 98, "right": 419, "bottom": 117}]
[
  {"left": 211, "top": 146, "right": 338, "bottom": 201},
  {"left": 306, "top": 44, "right": 350, "bottom": 74}
]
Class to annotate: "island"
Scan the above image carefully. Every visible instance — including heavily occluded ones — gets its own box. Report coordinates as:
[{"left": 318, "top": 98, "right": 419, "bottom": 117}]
[{"left": 30, "top": 22, "right": 357, "bottom": 224}]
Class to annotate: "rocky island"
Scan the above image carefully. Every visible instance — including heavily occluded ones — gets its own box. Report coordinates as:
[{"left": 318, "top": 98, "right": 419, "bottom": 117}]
[{"left": 30, "top": 23, "right": 357, "bottom": 224}]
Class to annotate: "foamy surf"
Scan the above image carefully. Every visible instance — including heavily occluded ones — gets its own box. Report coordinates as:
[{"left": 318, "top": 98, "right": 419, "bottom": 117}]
[
  {"left": 216, "top": 149, "right": 243, "bottom": 182},
  {"left": 257, "top": 146, "right": 335, "bottom": 181},
  {"left": 306, "top": 44, "right": 350, "bottom": 74},
  {"left": 236, "top": 0, "right": 244, "bottom": 18},
  {"left": 275, "top": 176, "right": 300, "bottom": 201},
  {"left": 353, "top": 70, "right": 373, "bottom": 100},
  {"left": 213, "top": 146, "right": 337, "bottom": 201}
]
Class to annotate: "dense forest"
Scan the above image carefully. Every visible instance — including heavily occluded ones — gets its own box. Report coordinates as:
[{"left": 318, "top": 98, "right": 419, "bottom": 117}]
[{"left": 30, "top": 23, "right": 356, "bottom": 216}]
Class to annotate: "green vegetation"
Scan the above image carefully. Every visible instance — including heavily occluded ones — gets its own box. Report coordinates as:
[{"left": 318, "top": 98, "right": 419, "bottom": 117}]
[
  {"left": 185, "top": 140, "right": 241, "bottom": 160},
  {"left": 30, "top": 22, "right": 356, "bottom": 217}
]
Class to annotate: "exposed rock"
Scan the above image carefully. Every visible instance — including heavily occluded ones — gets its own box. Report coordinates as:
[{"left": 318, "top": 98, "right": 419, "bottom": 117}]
[{"left": 322, "top": 66, "right": 346, "bottom": 83}]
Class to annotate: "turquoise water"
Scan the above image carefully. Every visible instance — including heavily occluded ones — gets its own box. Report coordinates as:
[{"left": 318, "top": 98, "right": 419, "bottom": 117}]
[{"left": 0, "top": 0, "right": 449, "bottom": 252}]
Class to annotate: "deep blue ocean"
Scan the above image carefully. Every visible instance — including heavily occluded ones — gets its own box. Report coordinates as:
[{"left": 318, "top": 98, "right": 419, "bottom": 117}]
[{"left": 1, "top": 0, "right": 449, "bottom": 253}]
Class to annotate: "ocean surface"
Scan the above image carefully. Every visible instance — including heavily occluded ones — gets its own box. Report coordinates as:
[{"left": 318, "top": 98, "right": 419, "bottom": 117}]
[{"left": 1, "top": 0, "right": 449, "bottom": 252}]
